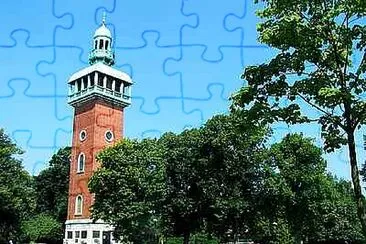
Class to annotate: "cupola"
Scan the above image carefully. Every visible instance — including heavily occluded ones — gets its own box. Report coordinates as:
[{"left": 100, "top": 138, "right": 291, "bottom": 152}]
[{"left": 89, "top": 13, "right": 114, "bottom": 66}]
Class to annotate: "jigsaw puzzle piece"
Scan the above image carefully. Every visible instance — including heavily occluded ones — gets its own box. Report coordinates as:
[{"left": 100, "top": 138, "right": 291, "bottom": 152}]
[
  {"left": 165, "top": 46, "right": 249, "bottom": 101},
  {"left": 0, "top": 0, "right": 71, "bottom": 46},
  {"left": 125, "top": 97, "right": 202, "bottom": 139},
  {"left": 181, "top": 0, "right": 261, "bottom": 61},
  {"left": 0, "top": 80, "right": 72, "bottom": 173},
  {"left": 37, "top": 46, "right": 86, "bottom": 96},
  {"left": 115, "top": 32, "right": 181, "bottom": 113},
  {"left": 0, "top": 31, "right": 55, "bottom": 97},
  {"left": 182, "top": 83, "right": 227, "bottom": 123},
  {"left": 11, "top": 130, "right": 48, "bottom": 175},
  {"left": 97, "top": 0, "right": 195, "bottom": 48},
  {"left": 11, "top": 129, "right": 66, "bottom": 175},
  {"left": 53, "top": 0, "right": 114, "bottom": 62},
  {"left": 224, "top": 0, "right": 265, "bottom": 47}
]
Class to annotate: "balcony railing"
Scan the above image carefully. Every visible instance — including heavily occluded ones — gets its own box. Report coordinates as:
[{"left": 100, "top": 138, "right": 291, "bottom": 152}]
[
  {"left": 88, "top": 49, "right": 114, "bottom": 60},
  {"left": 68, "top": 85, "right": 131, "bottom": 104}
]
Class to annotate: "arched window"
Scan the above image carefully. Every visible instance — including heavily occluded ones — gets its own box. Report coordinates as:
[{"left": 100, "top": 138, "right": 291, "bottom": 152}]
[
  {"left": 77, "top": 153, "right": 85, "bottom": 173},
  {"left": 99, "top": 39, "right": 104, "bottom": 49},
  {"left": 105, "top": 40, "right": 109, "bottom": 50},
  {"left": 75, "top": 195, "right": 83, "bottom": 215}
]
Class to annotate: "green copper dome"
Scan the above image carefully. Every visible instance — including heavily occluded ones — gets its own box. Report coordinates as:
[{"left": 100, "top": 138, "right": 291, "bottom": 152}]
[
  {"left": 94, "top": 24, "right": 112, "bottom": 38},
  {"left": 89, "top": 14, "right": 115, "bottom": 66}
]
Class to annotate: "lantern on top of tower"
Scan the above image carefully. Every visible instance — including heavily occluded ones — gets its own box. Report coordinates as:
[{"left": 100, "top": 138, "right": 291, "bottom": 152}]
[{"left": 89, "top": 13, "right": 115, "bottom": 66}]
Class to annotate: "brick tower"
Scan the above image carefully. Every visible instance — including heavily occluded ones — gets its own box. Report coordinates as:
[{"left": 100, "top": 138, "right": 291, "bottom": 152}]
[{"left": 64, "top": 15, "right": 132, "bottom": 244}]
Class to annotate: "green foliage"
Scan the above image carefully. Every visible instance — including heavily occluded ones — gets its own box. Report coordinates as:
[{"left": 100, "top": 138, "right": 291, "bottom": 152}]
[
  {"left": 231, "top": 0, "right": 366, "bottom": 238},
  {"left": 34, "top": 147, "right": 71, "bottom": 222},
  {"left": 253, "top": 217, "right": 294, "bottom": 244},
  {"left": 232, "top": 0, "right": 366, "bottom": 152},
  {"left": 252, "top": 134, "right": 363, "bottom": 243},
  {"left": 161, "top": 113, "right": 268, "bottom": 242},
  {"left": 0, "top": 129, "right": 35, "bottom": 243},
  {"left": 90, "top": 113, "right": 268, "bottom": 243},
  {"left": 89, "top": 138, "right": 167, "bottom": 243},
  {"left": 165, "top": 233, "right": 219, "bottom": 244},
  {"left": 190, "top": 233, "right": 219, "bottom": 244},
  {"left": 0, "top": 132, "right": 70, "bottom": 243},
  {"left": 21, "top": 213, "right": 63, "bottom": 243}
]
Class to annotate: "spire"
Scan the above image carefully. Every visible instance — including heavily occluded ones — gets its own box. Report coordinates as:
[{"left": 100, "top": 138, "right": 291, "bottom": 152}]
[
  {"left": 102, "top": 11, "right": 106, "bottom": 25},
  {"left": 88, "top": 12, "right": 115, "bottom": 66}
]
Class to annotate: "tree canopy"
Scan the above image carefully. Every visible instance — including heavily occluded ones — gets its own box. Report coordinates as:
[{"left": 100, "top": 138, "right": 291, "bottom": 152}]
[
  {"left": 89, "top": 138, "right": 167, "bottom": 243},
  {"left": 21, "top": 213, "right": 63, "bottom": 243},
  {"left": 34, "top": 146, "right": 71, "bottom": 223},
  {"left": 161, "top": 113, "right": 267, "bottom": 243},
  {"left": 0, "top": 129, "right": 35, "bottom": 243},
  {"left": 231, "top": 0, "right": 366, "bottom": 238},
  {"left": 0, "top": 129, "right": 70, "bottom": 243},
  {"left": 252, "top": 134, "right": 363, "bottom": 243},
  {"left": 90, "top": 114, "right": 362, "bottom": 243}
]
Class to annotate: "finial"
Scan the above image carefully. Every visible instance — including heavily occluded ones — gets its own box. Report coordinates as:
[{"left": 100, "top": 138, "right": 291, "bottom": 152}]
[{"left": 102, "top": 12, "right": 106, "bottom": 25}]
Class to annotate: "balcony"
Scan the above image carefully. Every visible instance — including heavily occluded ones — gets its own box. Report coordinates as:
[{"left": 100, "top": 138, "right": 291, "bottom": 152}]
[{"left": 68, "top": 85, "right": 131, "bottom": 107}]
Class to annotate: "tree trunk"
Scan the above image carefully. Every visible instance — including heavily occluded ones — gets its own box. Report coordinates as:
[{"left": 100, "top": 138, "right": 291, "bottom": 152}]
[
  {"left": 183, "top": 232, "right": 190, "bottom": 244},
  {"left": 347, "top": 130, "right": 366, "bottom": 238}
]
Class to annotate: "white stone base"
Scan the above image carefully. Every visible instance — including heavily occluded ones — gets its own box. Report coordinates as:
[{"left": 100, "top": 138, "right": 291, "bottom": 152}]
[{"left": 63, "top": 219, "right": 119, "bottom": 244}]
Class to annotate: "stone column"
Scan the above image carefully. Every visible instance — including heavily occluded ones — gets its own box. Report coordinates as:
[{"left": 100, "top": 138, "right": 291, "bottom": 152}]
[
  {"left": 87, "top": 75, "right": 91, "bottom": 88},
  {"left": 77, "top": 80, "right": 81, "bottom": 92},
  {"left": 81, "top": 78, "right": 85, "bottom": 90},
  {"left": 94, "top": 72, "right": 99, "bottom": 86},
  {"left": 112, "top": 80, "right": 116, "bottom": 91},
  {"left": 121, "top": 82, "right": 124, "bottom": 95},
  {"left": 103, "top": 76, "right": 107, "bottom": 88}
]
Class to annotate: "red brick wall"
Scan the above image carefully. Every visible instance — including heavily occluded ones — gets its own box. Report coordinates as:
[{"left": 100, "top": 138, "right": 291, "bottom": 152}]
[{"left": 67, "top": 99, "right": 124, "bottom": 220}]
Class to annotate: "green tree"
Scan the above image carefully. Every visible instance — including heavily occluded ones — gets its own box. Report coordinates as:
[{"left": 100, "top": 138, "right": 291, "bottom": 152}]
[
  {"left": 252, "top": 134, "right": 363, "bottom": 243},
  {"left": 34, "top": 147, "right": 71, "bottom": 223},
  {"left": 307, "top": 176, "right": 363, "bottom": 243},
  {"left": 196, "top": 113, "right": 267, "bottom": 242},
  {"left": 21, "top": 213, "right": 63, "bottom": 243},
  {"left": 89, "top": 139, "right": 166, "bottom": 243},
  {"left": 0, "top": 128, "right": 35, "bottom": 243},
  {"left": 161, "top": 129, "right": 206, "bottom": 244},
  {"left": 161, "top": 113, "right": 267, "bottom": 243},
  {"left": 231, "top": 0, "right": 366, "bottom": 237},
  {"left": 90, "top": 113, "right": 267, "bottom": 244}
]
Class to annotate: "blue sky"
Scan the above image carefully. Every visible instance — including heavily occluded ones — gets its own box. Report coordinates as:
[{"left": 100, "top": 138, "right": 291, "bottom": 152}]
[{"left": 0, "top": 0, "right": 361, "bottom": 180}]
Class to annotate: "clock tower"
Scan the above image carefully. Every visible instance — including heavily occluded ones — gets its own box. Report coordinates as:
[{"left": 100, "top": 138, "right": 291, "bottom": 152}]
[{"left": 64, "top": 15, "right": 132, "bottom": 244}]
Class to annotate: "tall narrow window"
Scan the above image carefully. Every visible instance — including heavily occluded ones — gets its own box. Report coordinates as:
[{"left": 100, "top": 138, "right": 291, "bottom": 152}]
[
  {"left": 99, "top": 39, "right": 104, "bottom": 49},
  {"left": 77, "top": 153, "right": 85, "bottom": 173},
  {"left": 94, "top": 40, "right": 98, "bottom": 49},
  {"left": 105, "top": 40, "right": 109, "bottom": 50},
  {"left": 75, "top": 195, "right": 83, "bottom": 215}
]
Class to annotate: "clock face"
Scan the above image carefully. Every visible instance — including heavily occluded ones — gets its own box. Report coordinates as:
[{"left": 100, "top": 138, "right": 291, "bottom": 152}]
[
  {"left": 105, "top": 130, "right": 114, "bottom": 142},
  {"left": 79, "top": 130, "right": 87, "bottom": 141}
]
